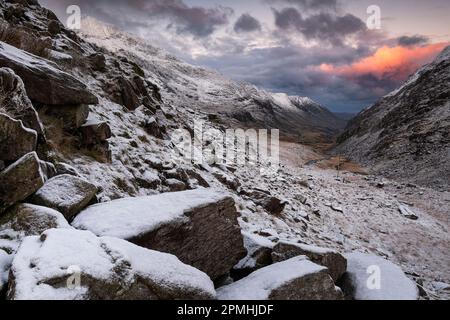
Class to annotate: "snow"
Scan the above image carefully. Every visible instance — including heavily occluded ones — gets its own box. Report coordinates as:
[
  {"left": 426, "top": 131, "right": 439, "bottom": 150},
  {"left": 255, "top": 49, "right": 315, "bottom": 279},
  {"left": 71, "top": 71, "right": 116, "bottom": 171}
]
[
  {"left": 10, "top": 228, "right": 216, "bottom": 300},
  {"left": 218, "top": 256, "right": 325, "bottom": 300},
  {"left": 72, "top": 189, "right": 230, "bottom": 239},
  {"left": 344, "top": 252, "right": 419, "bottom": 300},
  {"left": 0, "top": 249, "right": 12, "bottom": 291}
]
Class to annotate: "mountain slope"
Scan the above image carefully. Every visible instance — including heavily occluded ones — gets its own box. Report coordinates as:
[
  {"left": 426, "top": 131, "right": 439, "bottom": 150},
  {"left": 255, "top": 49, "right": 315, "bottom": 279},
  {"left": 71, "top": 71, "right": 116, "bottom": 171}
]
[
  {"left": 79, "top": 17, "right": 345, "bottom": 143},
  {"left": 335, "top": 46, "right": 450, "bottom": 189}
]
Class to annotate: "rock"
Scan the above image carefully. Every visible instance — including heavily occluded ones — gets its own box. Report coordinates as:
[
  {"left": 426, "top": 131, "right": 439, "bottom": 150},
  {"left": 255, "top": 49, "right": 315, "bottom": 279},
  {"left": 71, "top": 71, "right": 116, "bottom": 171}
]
[
  {"left": 136, "top": 170, "right": 160, "bottom": 190},
  {"left": 72, "top": 189, "right": 246, "bottom": 280},
  {"left": 340, "top": 252, "right": 419, "bottom": 300},
  {"left": 41, "top": 104, "right": 89, "bottom": 130},
  {"left": 88, "top": 53, "right": 106, "bottom": 72},
  {"left": 30, "top": 175, "right": 97, "bottom": 220},
  {"left": 295, "top": 194, "right": 308, "bottom": 204},
  {"left": 0, "top": 68, "right": 45, "bottom": 137},
  {"left": 272, "top": 241, "right": 347, "bottom": 282},
  {"left": 0, "top": 250, "right": 12, "bottom": 294},
  {"left": 249, "top": 189, "right": 287, "bottom": 215},
  {"left": 398, "top": 205, "right": 418, "bottom": 220},
  {"left": 7, "top": 229, "right": 216, "bottom": 300},
  {"left": 143, "top": 117, "right": 165, "bottom": 138},
  {"left": 164, "top": 178, "right": 187, "bottom": 192},
  {"left": 0, "top": 42, "right": 98, "bottom": 106},
  {"left": 117, "top": 76, "right": 140, "bottom": 110},
  {"left": 232, "top": 232, "right": 274, "bottom": 280},
  {"left": 330, "top": 204, "right": 344, "bottom": 213},
  {"left": 38, "top": 160, "right": 57, "bottom": 180},
  {"left": 79, "top": 120, "right": 112, "bottom": 146},
  {"left": 47, "top": 20, "right": 61, "bottom": 36},
  {"left": 0, "top": 152, "right": 45, "bottom": 214},
  {"left": 213, "top": 171, "right": 241, "bottom": 191},
  {"left": 54, "top": 162, "right": 80, "bottom": 177},
  {"left": 0, "top": 113, "right": 37, "bottom": 162},
  {"left": 0, "top": 204, "right": 71, "bottom": 237},
  {"left": 218, "top": 256, "right": 343, "bottom": 300}
]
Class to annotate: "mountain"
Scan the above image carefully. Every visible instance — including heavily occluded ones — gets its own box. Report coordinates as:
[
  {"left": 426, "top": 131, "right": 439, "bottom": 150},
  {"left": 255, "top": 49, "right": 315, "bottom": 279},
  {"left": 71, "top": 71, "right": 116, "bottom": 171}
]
[
  {"left": 79, "top": 17, "right": 346, "bottom": 143},
  {"left": 335, "top": 46, "right": 450, "bottom": 189}
]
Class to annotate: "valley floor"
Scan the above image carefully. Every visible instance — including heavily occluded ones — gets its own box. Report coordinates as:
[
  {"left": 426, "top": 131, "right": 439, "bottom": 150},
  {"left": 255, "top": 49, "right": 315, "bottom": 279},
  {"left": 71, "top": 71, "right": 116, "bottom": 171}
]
[{"left": 235, "top": 141, "right": 450, "bottom": 300}]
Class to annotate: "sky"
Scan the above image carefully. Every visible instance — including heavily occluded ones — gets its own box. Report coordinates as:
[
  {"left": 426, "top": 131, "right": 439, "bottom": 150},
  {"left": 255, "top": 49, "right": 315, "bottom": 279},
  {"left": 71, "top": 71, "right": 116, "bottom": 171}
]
[{"left": 39, "top": 0, "right": 450, "bottom": 112}]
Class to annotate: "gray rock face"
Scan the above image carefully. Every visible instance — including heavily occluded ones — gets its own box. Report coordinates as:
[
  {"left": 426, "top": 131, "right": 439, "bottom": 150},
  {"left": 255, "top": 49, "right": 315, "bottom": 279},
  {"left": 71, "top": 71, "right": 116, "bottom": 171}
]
[
  {"left": 0, "top": 42, "right": 98, "bottom": 106},
  {"left": 72, "top": 189, "right": 247, "bottom": 281},
  {"left": 272, "top": 241, "right": 347, "bottom": 282},
  {"left": 79, "top": 120, "right": 112, "bottom": 146},
  {"left": 0, "top": 204, "right": 70, "bottom": 237},
  {"left": 335, "top": 46, "right": 450, "bottom": 189},
  {"left": 30, "top": 175, "right": 97, "bottom": 220},
  {"left": 218, "top": 256, "right": 343, "bottom": 300},
  {"left": 0, "top": 113, "right": 37, "bottom": 162},
  {"left": 7, "top": 229, "right": 216, "bottom": 300},
  {"left": 0, "top": 67, "right": 44, "bottom": 137},
  {"left": 0, "top": 152, "right": 45, "bottom": 214}
]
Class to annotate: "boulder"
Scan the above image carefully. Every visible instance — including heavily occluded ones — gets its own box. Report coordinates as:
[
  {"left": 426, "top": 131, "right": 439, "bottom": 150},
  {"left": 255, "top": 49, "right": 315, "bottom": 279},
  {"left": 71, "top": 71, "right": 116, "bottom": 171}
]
[
  {"left": 232, "top": 231, "right": 274, "bottom": 280},
  {"left": 54, "top": 162, "right": 80, "bottom": 177},
  {"left": 398, "top": 205, "right": 418, "bottom": 220},
  {"left": 340, "top": 252, "right": 419, "bottom": 300},
  {"left": 0, "top": 152, "right": 45, "bottom": 214},
  {"left": 143, "top": 117, "right": 165, "bottom": 138},
  {"left": 117, "top": 76, "right": 140, "bottom": 111},
  {"left": 72, "top": 189, "right": 246, "bottom": 280},
  {"left": 41, "top": 104, "right": 89, "bottom": 130},
  {"left": 164, "top": 178, "right": 187, "bottom": 192},
  {"left": 218, "top": 256, "right": 343, "bottom": 300},
  {"left": 7, "top": 229, "right": 216, "bottom": 300},
  {"left": 0, "top": 42, "right": 98, "bottom": 106},
  {"left": 248, "top": 189, "right": 287, "bottom": 215},
  {"left": 272, "top": 241, "right": 347, "bottom": 282},
  {"left": 30, "top": 175, "right": 97, "bottom": 220},
  {"left": 79, "top": 120, "right": 112, "bottom": 146},
  {"left": 0, "top": 250, "right": 12, "bottom": 294},
  {"left": 0, "top": 113, "right": 37, "bottom": 162},
  {"left": 0, "top": 68, "right": 45, "bottom": 137},
  {"left": 88, "top": 53, "right": 106, "bottom": 72},
  {"left": 213, "top": 171, "right": 241, "bottom": 191}
]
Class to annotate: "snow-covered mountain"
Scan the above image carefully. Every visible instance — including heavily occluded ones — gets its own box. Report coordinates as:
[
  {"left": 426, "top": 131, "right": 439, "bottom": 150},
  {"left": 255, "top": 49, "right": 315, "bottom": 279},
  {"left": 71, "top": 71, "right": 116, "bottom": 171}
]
[
  {"left": 79, "top": 17, "right": 346, "bottom": 143},
  {"left": 335, "top": 46, "right": 450, "bottom": 189}
]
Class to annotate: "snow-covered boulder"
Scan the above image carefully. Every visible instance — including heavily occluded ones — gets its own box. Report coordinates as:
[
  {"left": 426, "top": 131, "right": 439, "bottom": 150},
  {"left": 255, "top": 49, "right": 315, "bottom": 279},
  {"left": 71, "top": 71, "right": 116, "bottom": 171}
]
[
  {"left": 79, "top": 120, "right": 112, "bottom": 146},
  {"left": 0, "top": 42, "right": 98, "bottom": 106},
  {"left": 7, "top": 229, "right": 216, "bottom": 300},
  {"left": 0, "top": 113, "right": 37, "bottom": 162},
  {"left": 72, "top": 189, "right": 246, "bottom": 280},
  {"left": 272, "top": 241, "right": 347, "bottom": 282},
  {"left": 246, "top": 189, "right": 287, "bottom": 215},
  {"left": 232, "top": 231, "right": 275, "bottom": 280},
  {"left": 0, "top": 152, "right": 45, "bottom": 214},
  {"left": 0, "top": 249, "right": 12, "bottom": 294},
  {"left": 341, "top": 252, "right": 419, "bottom": 300},
  {"left": 218, "top": 256, "right": 343, "bottom": 300},
  {"left": 30, "top": 175, "right": 97, "bottom": 220},
  {"left": 0, "top": 67, "right": 44, "bottom": 137}
]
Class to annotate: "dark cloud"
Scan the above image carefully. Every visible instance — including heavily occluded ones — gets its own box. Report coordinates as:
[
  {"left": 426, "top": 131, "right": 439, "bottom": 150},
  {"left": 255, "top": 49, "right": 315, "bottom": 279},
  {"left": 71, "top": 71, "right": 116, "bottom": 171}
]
[
  {"left": 397, "top": 35, "right": 429, "bottom": 47},
  {"left": 39, "top": 0, "right": 233, "bottom": 37},
  {"left": 234, "top": 14, "right": 262, "bottom": 33},
  {"left": 266, "top": 0, "right": 338, "bottom": 11},
  {"left": 273, "top": 8, "right": 366, "bottom": 46}
]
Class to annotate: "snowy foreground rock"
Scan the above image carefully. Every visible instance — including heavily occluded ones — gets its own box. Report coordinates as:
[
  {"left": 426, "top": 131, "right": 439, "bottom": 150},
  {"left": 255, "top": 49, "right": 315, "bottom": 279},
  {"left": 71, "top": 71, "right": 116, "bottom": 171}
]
[
  {"left": 7, "top": 229, "right": 216, "bottom": 300},
  {"left": 72, "top": 189, "right": 246, "bottom": 280},
  {"left": 341, "top": 253, "right": 419, "bottom": 300},
  {"left": 272, "top": 241, "right": 347, "bottom": 282},
  {"left": 218, "top": 256, "right": 343, "bottom": 300}
]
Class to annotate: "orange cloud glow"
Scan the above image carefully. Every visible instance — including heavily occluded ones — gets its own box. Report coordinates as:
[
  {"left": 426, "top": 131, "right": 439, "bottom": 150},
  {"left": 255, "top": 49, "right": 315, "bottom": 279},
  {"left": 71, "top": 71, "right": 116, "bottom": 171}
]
[{"left": 319, "top": 42, "right": 449, "bottom": 81}]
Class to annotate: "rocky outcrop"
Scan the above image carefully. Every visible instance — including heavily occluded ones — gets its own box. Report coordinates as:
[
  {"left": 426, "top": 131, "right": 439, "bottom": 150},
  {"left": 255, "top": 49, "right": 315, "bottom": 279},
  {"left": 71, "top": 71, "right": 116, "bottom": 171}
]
[
  {"left": 272, "top": 241, "right": 347, "bottom": 282},
  {"left": 30, "top": 175, "right": 97, "bottom": 220},
  {"left": 232, "top": 232, "right": 275, "bottom": 280},
  {"left": 0, "top": 68, "right": 44, "bottom": 137},
  {"left": 0, "top": 42, "right": 98, "bottom": 106},
  {"left": 218, "top": 256, "right": 343, "bottom": 300},
  {"left": 0, "top": 152, "right": 45, "bottom": 214},
  {"left": 72, "top": 189, "right": 246, "bottom": 280},
  {"left": 341, "top": 253, "right": 419, "bottom": 300},
  {"left": 40, "top": 104, "right": 89, "bottom": 130},
  {"left": 7, "top": 229, "right": 216, "bottom": 300},
  {"left": 0, "top": 113, "right": 37, "bottom": 162}
]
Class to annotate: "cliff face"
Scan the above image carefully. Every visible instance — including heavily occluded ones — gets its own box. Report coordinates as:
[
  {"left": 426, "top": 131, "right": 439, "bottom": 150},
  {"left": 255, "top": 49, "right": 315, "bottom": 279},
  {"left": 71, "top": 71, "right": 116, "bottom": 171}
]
[{"left": 335, "top": 46, "right": 450, "bottom": 189}]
